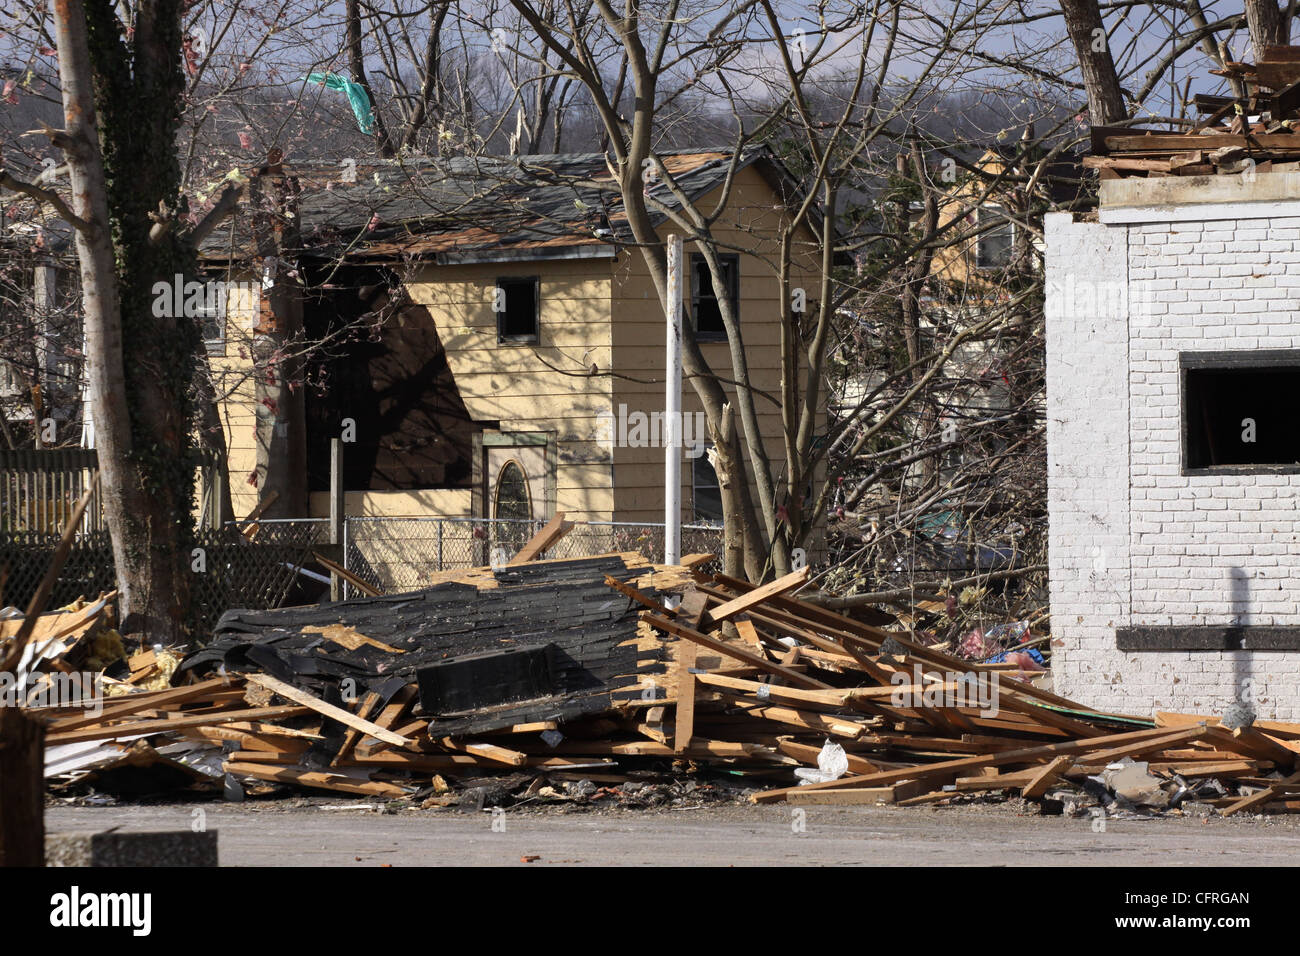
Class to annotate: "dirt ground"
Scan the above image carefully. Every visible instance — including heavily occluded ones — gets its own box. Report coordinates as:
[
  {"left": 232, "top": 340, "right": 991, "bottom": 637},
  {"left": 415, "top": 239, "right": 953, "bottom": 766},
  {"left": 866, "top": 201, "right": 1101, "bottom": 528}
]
[{"left": 43, "top": 797, "right": 1300, "bottom": 866}]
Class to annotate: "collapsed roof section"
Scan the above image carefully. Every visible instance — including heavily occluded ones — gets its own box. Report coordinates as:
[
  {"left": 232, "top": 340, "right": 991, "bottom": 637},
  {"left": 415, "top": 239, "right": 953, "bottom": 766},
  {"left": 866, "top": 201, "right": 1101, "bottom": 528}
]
[{"left": 199, "top": 148, "right": 801, "bottom": 267}]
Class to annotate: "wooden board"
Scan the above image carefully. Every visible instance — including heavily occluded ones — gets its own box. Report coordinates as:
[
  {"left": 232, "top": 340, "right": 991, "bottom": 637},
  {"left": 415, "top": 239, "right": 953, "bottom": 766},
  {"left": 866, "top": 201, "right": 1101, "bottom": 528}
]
[
  {"left": 706, "top": 567, "right": 810, "bottom": 622},
  {"left": 223, "top": 760, "right": 409, "bottom": 797},
  {"left": 243, "top": 673, "right": 414, "bottom": 747}
]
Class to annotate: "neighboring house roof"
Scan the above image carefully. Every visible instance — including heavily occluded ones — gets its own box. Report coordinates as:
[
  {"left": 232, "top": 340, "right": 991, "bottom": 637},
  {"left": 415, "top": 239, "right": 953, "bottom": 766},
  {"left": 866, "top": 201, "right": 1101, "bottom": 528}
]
[{"left": 200, "top": 148, "right": 804, "bottom": 266}]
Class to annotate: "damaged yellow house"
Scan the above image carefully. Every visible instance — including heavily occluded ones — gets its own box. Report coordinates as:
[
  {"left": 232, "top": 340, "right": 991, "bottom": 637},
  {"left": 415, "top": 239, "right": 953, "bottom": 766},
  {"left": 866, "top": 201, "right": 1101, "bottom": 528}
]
[{"left": 199, "top": 149, "right": 825, "bottom": 538}]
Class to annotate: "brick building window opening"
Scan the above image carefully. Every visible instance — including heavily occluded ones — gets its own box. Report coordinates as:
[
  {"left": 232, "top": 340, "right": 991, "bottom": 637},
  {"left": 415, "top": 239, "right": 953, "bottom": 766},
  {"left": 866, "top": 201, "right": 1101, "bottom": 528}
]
[
  {"left": 1183, "top": 353, "right": 1300, "bottom": 470},
  {"left": 691, "top": 253, "right": 738, "bottom": 340},
  {"left": 496, "top": 277, "right": 539, "bottom": 343},
  {"left": 976, "top": 204, "right": 1014, "bottom": 270}
]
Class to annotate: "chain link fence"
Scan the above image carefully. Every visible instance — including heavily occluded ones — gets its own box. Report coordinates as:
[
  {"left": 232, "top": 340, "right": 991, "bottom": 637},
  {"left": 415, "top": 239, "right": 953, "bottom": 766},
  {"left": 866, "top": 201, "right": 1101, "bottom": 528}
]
[
  {"left": 1, "top": 511, "right": 719, "bottom": 634},
  {"left": 0, "top": 518, "right": 328, "bottom": 638},
  {"left": 343, "top": 517, "right": 724, "bottom": 596}
]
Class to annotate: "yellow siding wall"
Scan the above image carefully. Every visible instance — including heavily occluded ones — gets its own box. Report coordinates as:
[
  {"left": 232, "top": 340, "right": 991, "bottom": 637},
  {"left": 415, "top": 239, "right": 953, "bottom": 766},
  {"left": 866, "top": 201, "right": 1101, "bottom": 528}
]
[
  {"left": 611, "top": 165, "right": 825, "bottom": 530},
  {"left": 207, "top": 278, "right": 262, "bottom": 521},
  {"left": 404, "top": 258, "right": 616, "bottom": 522},
  {"left": 306, "top": 489, "right": 472, "bottom": 517}
]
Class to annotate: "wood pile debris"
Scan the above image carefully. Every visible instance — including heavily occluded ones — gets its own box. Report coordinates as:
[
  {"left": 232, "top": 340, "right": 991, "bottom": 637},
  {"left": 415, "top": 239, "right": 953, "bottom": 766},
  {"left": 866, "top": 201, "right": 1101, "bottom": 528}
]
[
  {"left": 9, "top": 545, "right": 1299, "bottom": 817},
  {"left": 1088, "top": 44, "right": 1300, "bottom": 180},
  {"left": 632, "top": 568, "right": 1300, "bottom": 816}
]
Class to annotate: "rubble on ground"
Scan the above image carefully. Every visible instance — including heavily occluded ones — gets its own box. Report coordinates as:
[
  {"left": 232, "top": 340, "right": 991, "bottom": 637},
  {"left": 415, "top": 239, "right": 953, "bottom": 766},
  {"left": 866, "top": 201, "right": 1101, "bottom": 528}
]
[{"left": 7, "top": 542, "right": 1299, "bottom": 818}]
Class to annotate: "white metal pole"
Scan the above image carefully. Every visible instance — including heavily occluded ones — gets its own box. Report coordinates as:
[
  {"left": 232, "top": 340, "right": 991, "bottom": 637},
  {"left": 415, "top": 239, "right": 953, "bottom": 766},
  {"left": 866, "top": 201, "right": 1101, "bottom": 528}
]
[{"left": 665, "top": 235, "right": 683, "bottom": 566}]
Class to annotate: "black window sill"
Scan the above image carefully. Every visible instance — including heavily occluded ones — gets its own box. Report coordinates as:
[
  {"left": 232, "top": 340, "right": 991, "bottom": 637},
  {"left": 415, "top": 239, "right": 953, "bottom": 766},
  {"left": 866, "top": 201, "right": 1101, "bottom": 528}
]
[
  {"left": 1117, "top": 625, "right": 1300, "bottom": 651},
  {"left": 1182, "top": 464, "right": 1300, "bottom": 476}
]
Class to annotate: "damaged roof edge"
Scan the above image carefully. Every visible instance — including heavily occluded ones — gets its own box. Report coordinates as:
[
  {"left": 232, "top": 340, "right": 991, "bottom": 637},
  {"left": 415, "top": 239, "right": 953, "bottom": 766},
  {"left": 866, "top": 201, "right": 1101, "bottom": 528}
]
[
  {"left": 1099, "top": 171, "right": 1300, "bottom": 223},
  {"left": 388, "top": 242, "right": 616, "bottom": 267}
]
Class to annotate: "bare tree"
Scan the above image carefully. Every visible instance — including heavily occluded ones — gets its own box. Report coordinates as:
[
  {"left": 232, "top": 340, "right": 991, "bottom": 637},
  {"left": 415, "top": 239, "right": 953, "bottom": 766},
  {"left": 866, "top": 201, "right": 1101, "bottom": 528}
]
[
  {"left": 1059, "top": 0, "right": 1127, "bottom": 125},
  {"left": 1245, "top": 0, "right": 1289, "bottom": 57}
]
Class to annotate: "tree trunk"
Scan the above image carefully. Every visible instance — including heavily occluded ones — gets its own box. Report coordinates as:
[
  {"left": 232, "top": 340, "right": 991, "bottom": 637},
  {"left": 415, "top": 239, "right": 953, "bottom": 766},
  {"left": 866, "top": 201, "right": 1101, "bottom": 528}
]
[
  {"left": 346, "top": 0, "right": 396, "bottom": 158},
  {"left": 1060, "top": 0, "right": 1128, "bottom": 125},
  {"left": 250, "top": 164, "right": 307, "bottom": 519},
  {"left": 56, "top": 0, "right": 198, "bottom": 642},
  {"left": 1245, "top": 0, "right": 1288, "bottom": 59}
]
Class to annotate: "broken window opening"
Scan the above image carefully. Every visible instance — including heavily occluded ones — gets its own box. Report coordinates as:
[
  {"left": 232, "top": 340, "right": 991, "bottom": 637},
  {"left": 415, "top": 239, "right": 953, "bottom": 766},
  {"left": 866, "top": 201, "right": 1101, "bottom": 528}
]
[
  {"left": 496, "top": 277, "right": 540, "bottom": 343},
  {"left": 693, "top": 445, "right": 723, "bottom": 525},
  {"left": 1182, "top": 351, "right": 1300, "bottom": 472},
  {"left": 691, "top": 253, "right": 738, "bottom": 341}
]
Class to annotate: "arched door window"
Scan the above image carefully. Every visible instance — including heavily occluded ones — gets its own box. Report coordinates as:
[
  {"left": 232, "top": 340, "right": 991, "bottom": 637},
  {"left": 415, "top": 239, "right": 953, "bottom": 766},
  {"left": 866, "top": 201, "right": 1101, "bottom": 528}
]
[
  {"left": 493, "top": 460, "right": 532, "bottom": 557},
  {"left": 494, "top": 460, "right": 532, "bottom": 522}
]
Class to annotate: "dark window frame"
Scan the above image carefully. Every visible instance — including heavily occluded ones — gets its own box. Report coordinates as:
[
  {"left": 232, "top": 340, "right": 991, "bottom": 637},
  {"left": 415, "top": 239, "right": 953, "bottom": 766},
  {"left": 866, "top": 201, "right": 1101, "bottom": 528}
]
[
  {"left": 1179, "top": 349, "right": 1300, "bottom": 475},
  {"left": 975, "top": 203, "right": 1015, "bottom": 270},
  {"left": 193, "top": 279, "right": 227, "bottom": 354},
  {"left": 495, "top": 276, "right": 541, "bottom": 344},
  {"left": 690, "top": 253, "right": 739, "bottom": 342},
  {"left": 691, "top": 444, "right": 723, "bottom": 525}
]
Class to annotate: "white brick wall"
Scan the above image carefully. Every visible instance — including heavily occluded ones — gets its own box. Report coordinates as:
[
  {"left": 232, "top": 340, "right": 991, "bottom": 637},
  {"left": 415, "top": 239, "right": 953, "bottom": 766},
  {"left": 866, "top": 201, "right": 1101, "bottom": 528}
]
[{"left": 1045, "top": 207, "right": 1300, "bottom": 721}]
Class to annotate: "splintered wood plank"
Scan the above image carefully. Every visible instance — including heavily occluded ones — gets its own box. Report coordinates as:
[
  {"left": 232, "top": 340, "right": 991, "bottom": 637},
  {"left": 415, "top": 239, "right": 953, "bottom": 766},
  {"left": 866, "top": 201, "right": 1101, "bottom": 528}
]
[
  {"left": 489, "top": 721, "right": 559, "bottom": 735},
  {"left": 1203, "top": 725, "right": 1298, "bottom": 768},
  {"left": 955, "top": 770, "right": 1038, "bottom": 791},
  {"left": 49, "top": 677, "right": 234, "bottom": 732},
  {"left": 313, "top": 552, "right": 382, "bottom": 597},
  {"left": 733, "top": 618, "right": 765, "bottom": 650},
  {"left": 1022, "top": 756, "right": 1074, "bottom": 799},
  {"left": 1102, "top": 132, "right": 1300, "bottom": 152},
  {"left": 693, "top": 672, "right": 857, "bottom": 708},
  {"left": 354, "top": 690, "right": 421, "bottom": 758},
  {"left": 439, "top": 739, "right": 528, "bottom": 766},
  {"left": 223, "top": 761, "right": 409, "bottom": 797},
  {"left": 1156, "top": 711, "right": 1300, "bottom": 739},
  {"left": 706, "top": 567, "right": 810, "bottom": 622},
  {"left": 331, "top": 691, "right": 383, "bottom": 767},
  {"left": 226, "top": 750, "right": 306, "bottom": 764},
  {"left": 727, "top": 701, "right": 865, "bottom": 738},
  {"left": 300, "top": 624, "right": 405, "bottom": 654},
  {"left": 1076, "top": 725, "right": 1208, "bottom": 764},
  {"left": 751, "top": 724, "right": 1192, "bottom": 804},
  {"left": 346, "top": 753, "right": 618, "bottom": 772},
  {"left": 45, "top": 706, "right": 313, "bottom": 745},
  {"left": 674, "top": 638, "right": 697, "bottom": 753},
  {"left": 785, "top": 785, "right": 913, "bottom": 806},
  {"left": 243, "top": 673, "right": 414, "bottom": 748},
  {"left": 1221, "top": 770, "right": 1300, "bottom": 816},
  {"left": 1082, "top": 155, "right": 1172, "bottom": 172},
  {"left": 508, "top": 512, "right": 573, "bottom": 564},
  {"left": 603, "top": 574, "right": 672, "bottom": 615},
  {"left": 641, "top": 612, "right": 834, "bottom": 691},
  {"left": 671, "top": 591, "right": 708, "bottom": 752}
]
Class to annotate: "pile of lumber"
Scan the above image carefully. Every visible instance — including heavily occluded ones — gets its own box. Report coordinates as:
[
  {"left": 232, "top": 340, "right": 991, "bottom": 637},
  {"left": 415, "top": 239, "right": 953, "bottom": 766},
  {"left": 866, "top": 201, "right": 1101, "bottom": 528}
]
[
  {"left": 35, "top": 552, "right": 709, "bottom": 798},
  {"left": 19, "top": 543, "right": 1300, "bottom": 817},
  {"left": 1088, "top": 45, "right": 1300, "bottom": 179},
  {"left": 627, "top": 567, "right": 1300, "bottom": 816}
]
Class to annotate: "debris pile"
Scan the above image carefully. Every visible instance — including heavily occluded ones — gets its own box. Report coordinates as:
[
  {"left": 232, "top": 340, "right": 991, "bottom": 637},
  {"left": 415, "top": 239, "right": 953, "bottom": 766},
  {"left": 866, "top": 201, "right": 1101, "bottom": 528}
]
[
  {"left": 11, "top": 547, "right": 1299, "bottom": 817},
  {"left": 1088, "top": 45, "right": 1300, "bottom": 180},
  {"left": 632, "top": 568, "right": 1300, "bottom": 814}
]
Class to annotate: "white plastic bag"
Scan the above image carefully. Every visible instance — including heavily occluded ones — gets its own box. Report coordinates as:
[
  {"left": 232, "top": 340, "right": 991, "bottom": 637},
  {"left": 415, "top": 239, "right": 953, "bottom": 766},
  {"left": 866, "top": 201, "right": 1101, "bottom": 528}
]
[{"left": 793, "top": 739, "right": 849, "bottom": 785}]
